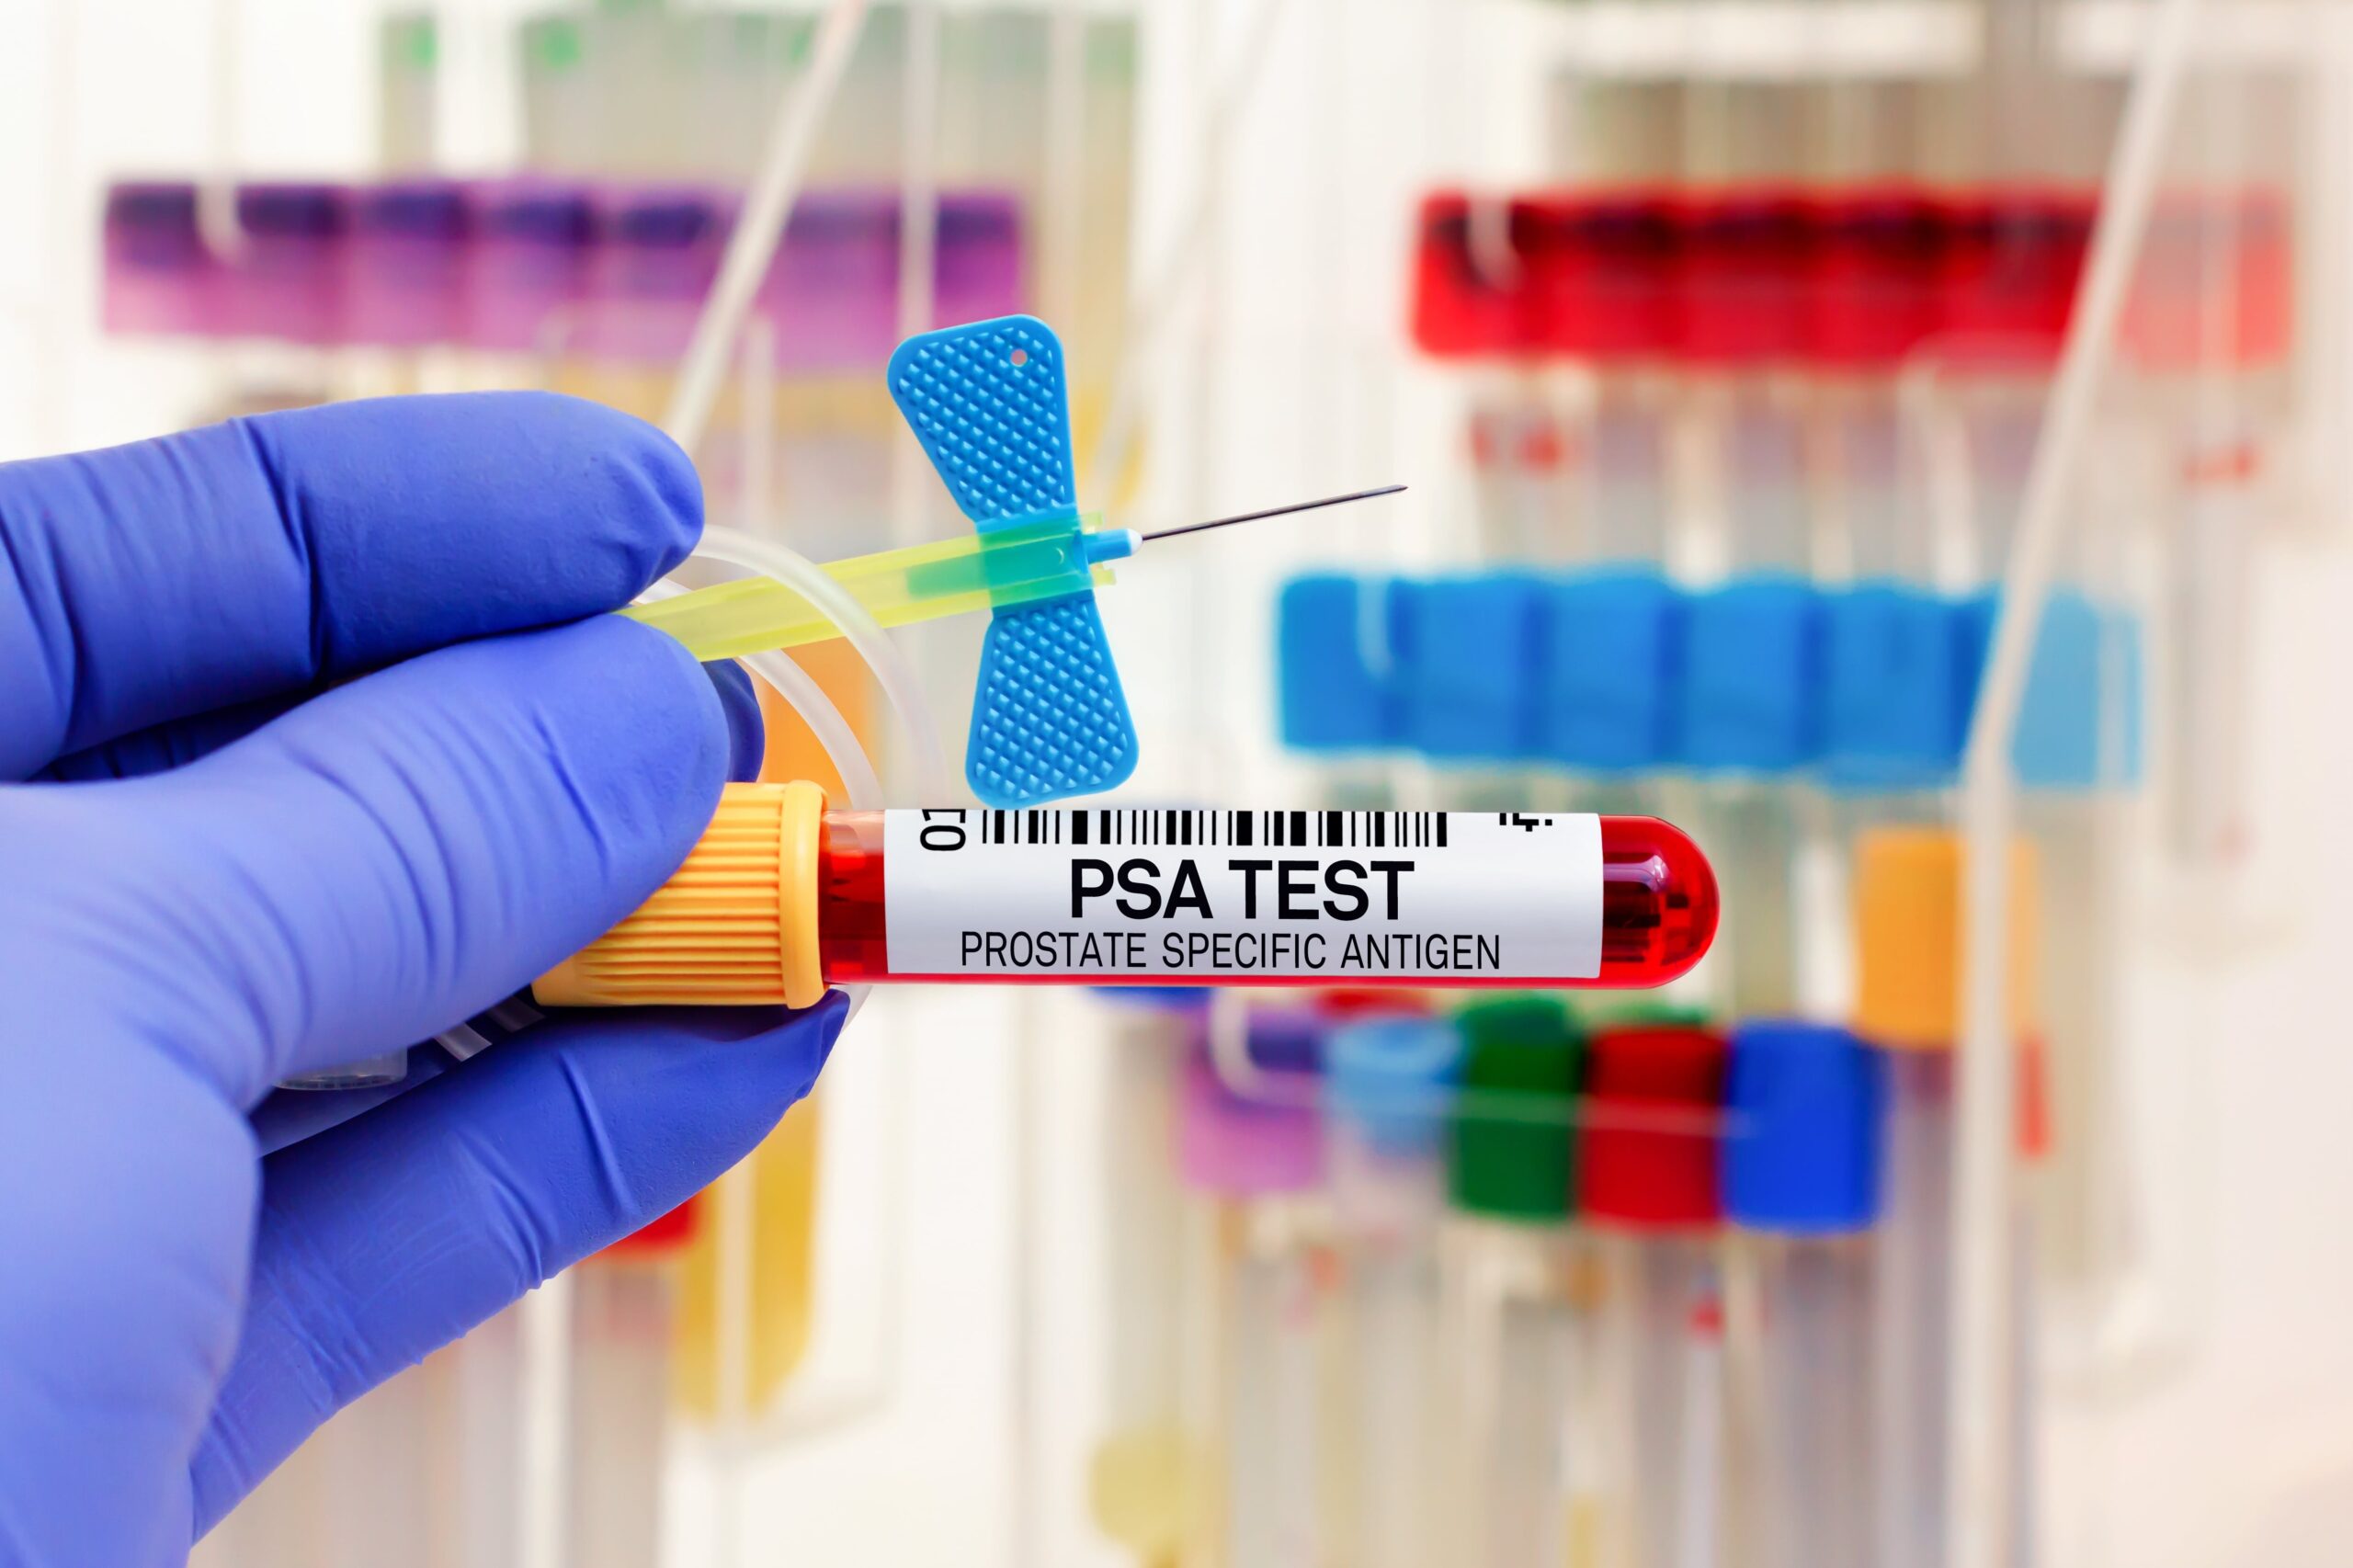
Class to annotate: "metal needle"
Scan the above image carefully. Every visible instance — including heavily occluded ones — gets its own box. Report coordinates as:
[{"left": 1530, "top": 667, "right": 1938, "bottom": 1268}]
[{"left": 1138, "top": 483, "right": 1407, "bottom": 543}]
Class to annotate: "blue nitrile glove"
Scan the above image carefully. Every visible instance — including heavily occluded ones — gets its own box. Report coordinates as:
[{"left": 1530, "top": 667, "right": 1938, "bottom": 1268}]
[{"left": 0, "top": 392, "right": 847, "bottom": 1566}]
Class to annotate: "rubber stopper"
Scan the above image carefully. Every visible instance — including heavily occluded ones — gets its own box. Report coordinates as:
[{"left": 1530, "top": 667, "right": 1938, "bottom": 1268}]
[
  {"left": 1447, "top": 995, "right": 1583, "bottom": 1222},
  {"left": 1583, "top": 1025, "right": 1727, "bottom": 1232}
]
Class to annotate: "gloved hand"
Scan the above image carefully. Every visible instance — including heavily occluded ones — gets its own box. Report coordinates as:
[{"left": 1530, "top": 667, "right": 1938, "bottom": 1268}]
[{"left": 0, "top": 392, "right": 847, "bottom": 1565}]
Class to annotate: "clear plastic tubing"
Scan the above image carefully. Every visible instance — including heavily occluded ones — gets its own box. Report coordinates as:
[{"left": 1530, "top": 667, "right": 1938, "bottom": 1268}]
[
  {"left": 688, "top": 522, "right": 953, "bottom": 805},
  {"left": 532, "top": 795, "right": 1720, "bottom": 1006}
]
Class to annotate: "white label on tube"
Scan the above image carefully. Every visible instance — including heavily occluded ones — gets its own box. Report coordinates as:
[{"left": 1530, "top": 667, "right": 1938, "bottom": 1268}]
[{"left": 882, "top": 809, "right": 1601, "bottom": 982}]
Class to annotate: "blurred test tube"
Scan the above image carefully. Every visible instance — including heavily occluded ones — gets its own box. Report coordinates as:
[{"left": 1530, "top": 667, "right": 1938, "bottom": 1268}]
[
  {"left": 1666, "top": 61, "right": 1821, "bottom": 1024},
  {"left": 1720, "top": 1022, "right": 1888, "bottom": 1568},
  {"left": 347, "top": 178, "right": 471, "bottom": 393},
  {"left": 518, "top": 15, "right": 600, "bottom": 176},
  {"left": 101, "top": 180, "right": 215, "bottom": 338},
  {"left": 1440, "top": 996, "right": 1584, "bottom": 1568},
  {"left": 1323, "top": 1013, "right": 1466, "bottom": 1568},
  {"left": 1549, "top": 79, "right": 1684, "bottom": 570},
  {"left": 1087, "top": 993, "right": 1211, "bottom": 1568},
  {"left": 1583, "top": 1025, "right": 1730, "bottom": 1568},
  {"left": 462, "top": 178, "right": 597, "bottom": 386},
  {"left": 377, "top": 12, "right": 438, "bottom": 175},
  {"left": 1852, "top": 828, "right": 2042, "bottom": 1568},
  {"left": 565, "top": 1201, "right": 702, "bottom": 1568},
  {"left": 1177, "top": 1016, "right": 1331, "bottom": 1568},
  {"left": 210, "top": 181, "right": 353, "bottom": 419}
]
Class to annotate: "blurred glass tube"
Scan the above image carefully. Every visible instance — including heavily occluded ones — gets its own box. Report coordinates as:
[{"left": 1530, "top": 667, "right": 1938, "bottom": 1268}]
[
  {"left": 1462, "top": 196, "right": 1567, "bottom": 565},
  {"left": 566, "top": 1235, "right": 689, "bottom": 1568},
  {"left": 1853, "top": 829, "right": 2040, "bottom": 1568},
  {"left": 1087, "top": 994, "right": 1208, "bottom": 1567},
  {"left": 583, "top": 0, "right": 679, "bottom": 177},
  {"left": 672, "top": 1101, "right": 823, "bottom": 1422},
  {"left": 1721, "top": 1023, "right": 1889, "bottom": 1568},
  {"left": 1583, "top": 1026, "right": 1729, "bottom": 1568},
  {"left": 1560, "top": 81, "right": 1683, "bottom": 574},
  {"left": 1669, "top": 63, "right": 1817, "bottom": 1020},
  {"left": 377, "top": 12, "right": 438, "bottom": 173},
  {"left": 1874, "top": 1045, "right": 1952, "bottom": 1568},
  {"left": 519, "top": 16, "right": 600, "bottom": 176},
  {"left": 446, "top": 1308, "right": 529, "bottom": 1568},
  {"left": 1275, "top": 574, "right": 1404, "bottom": 815},
  {"left": 1176, "top": 1019, "right": 1330, "bottom": 1568},
  {"left": 1323, "top": 1014, "right": 1467, "bottom": 1568},
  {"left": 1674, "top": 566, "right": 1819, "bottom": 1021},
  {"left": 1440, "top": 996, "right": 1584, "bottom": 1568},
  {"left": 462, "top": 178, "right": 597, "bottom": 386}
]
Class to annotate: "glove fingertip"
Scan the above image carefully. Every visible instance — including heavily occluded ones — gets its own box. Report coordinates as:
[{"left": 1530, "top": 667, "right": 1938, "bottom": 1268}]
[
  {"left": 552, "top": 395, "right": 705, "bottom": 584},
  {"left": 704, "top": 659, "right": 767, "bottom": 783},
  {"left": 243, "top": 392, "right": 708, "bottom": 630}
]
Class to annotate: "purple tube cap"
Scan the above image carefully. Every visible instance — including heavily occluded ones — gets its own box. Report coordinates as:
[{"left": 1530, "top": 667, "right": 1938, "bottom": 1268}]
[
  {"left": 474, "top": 177, "right": 597, "bottom": 247},
  {"left": 356, "top": 179, "right": 472, "bottom": 242},
  {"left": 597, "top": 183, "right": 730, "bottom": 251},
  {"left": 1177, "top": 1049, "right": 1324, "bottom": 1199},
  {"left": 235, "top": 181, "right": 353, "bottom": 238}
]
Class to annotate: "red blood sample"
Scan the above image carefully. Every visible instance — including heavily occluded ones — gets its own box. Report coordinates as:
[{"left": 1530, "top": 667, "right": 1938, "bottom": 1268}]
[{"left": 816, "top": 812, "right": 1718, "bottom": 990}]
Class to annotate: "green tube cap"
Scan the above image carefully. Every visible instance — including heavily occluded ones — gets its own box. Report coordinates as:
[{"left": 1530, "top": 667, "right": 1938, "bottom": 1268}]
[{"left": 1448, "top": 994, "right": 1583, "bottom": 1222}]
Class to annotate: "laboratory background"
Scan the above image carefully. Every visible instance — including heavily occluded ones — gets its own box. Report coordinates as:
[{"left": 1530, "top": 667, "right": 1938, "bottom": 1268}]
[{"left": 4, "top": 0, "right": 2351, "bottom": 1563}]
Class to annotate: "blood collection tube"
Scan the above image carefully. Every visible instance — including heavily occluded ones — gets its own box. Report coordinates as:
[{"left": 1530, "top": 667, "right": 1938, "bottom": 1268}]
[
  {"left": 1176, "top": 1017, "right": 1331, "bottom": 1568},
  {"left": 567, "top": 1201, "right": 701, "bottom": 1568},
  {"left": 1278, "top": 574, "right": 1406, "bottom": 814},
  {"left": 1323, "top": 1014, "right": 1465, "bottom": 1568},
  {"left": 1583, "top": 1024, "right": 1729, "bottom": 1568},
  {"left": 1440, "top": 995, "right": 1585, "bottom": 1568},
  {"left": 1853, "top": 828, "right": 2041, "bottom": 1568},
  {"left": 534, "top": 783, "right": 1718, "bottom": 1006},
  {"left": 101, "top": 181, "right": 214, "bottom": 337},
  {"left": 1719, "top": 1021, "right": 1886, "bottom": 1568},
  {"left": 1086, "top": 993, "right": 1208, "bottom": 1567}
]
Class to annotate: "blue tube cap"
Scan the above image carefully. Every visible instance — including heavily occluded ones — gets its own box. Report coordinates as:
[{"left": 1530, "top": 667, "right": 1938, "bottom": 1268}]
[
  {"left": 1677, "top": 574, "right": 1823, "bottom": 774},
  {"left": 1821, "top": 582, "right": 1972, "bottom": 790},
  {"left": 1089, "top": 985, "right": 1215, "bottom": 1012},
  {"left": 1961, "top": 588, "right": 2143, "bottom": 790},
  {"left": 1326, "top": 1017, "right": 1465, "bottom": 1158},
  {"left": 1722, "top": 1021, "right": 1885, "bottom": 1233},
  {"left": 1277, "top": 574, "right": 1398, "bottom": 753},
  {"left": 1539, "top": 568, "right": 1681, "bottom": 770},
  {"left": 1392, "top": 573, "right": 1544, "bottom": 761},
  {"left": 1246, "top": 1009, "right": 1327, "bottom": 1076}
]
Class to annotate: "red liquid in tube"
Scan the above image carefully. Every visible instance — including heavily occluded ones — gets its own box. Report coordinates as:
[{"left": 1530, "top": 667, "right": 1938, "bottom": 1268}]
[{"left": 816, "top": 811, "right": 1716, "bottom": 989}]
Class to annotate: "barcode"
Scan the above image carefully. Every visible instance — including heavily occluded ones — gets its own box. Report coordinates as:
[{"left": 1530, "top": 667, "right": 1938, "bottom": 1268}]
[{"left": 954, "top": 810, "right": 1451, "bottom": 850}]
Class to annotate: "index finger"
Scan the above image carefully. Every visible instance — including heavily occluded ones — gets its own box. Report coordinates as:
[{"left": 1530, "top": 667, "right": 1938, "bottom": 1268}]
[{"left": 0, "top": 392, "right": 700, "bottom": 778}]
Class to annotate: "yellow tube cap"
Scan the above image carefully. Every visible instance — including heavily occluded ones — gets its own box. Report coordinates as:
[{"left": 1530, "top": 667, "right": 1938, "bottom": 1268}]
[
  {"left": 1852, "top": 826, "right": 2040, "bottom": 1050},
  {"left": 534, "top": 780, "right": 828, "bottom": 1009}
]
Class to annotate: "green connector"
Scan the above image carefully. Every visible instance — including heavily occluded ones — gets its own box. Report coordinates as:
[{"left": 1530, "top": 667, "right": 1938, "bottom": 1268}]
[{"left": 628, "top": 514, "right": 1126, "bottom": 663}]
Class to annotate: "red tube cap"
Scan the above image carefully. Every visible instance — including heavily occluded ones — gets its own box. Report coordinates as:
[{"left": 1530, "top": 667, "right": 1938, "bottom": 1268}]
[
  {"left": 1937, "top": 187, "right": 2096, "bottom": 364},
  {"left": 1810, "top": 186, "right": 1948, "bottom": 368},
  {"left": 1582, "top": 1025, "right": 1727, "bottom": 1231},
  {"left": 1677, "top": 187, "right": 1817, "bottom": 366},
  {"left": 1411, "top": 192, "right": 1539, "bottom": 358},
  {"left": 1529, "top": 188, "right": 1683, "bottom": 361}
]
